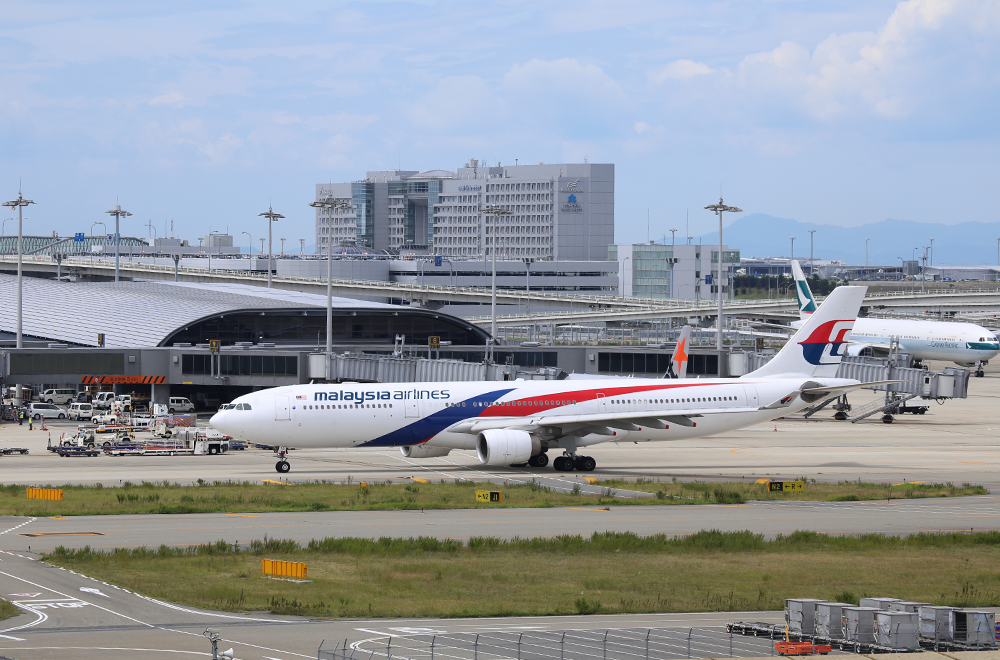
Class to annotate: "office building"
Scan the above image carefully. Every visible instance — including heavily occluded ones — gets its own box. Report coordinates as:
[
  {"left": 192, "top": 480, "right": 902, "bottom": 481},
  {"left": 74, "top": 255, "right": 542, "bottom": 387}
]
[
  {"left": 610, "top": 242, "right": 739, "bottom": 299},
  {"left": 314, "top": 161, "right": 614, "bottom": 261}
]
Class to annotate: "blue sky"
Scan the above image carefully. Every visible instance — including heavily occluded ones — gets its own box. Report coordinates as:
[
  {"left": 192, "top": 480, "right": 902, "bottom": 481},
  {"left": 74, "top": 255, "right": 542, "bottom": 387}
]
[{"left": 1, "top": 0, "right": 998, "bottom": 255}]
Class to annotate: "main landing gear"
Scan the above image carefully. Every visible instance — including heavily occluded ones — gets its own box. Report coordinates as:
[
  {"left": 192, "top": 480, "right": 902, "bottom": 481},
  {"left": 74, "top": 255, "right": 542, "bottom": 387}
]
[
  {"left": 275, "top": 446, "right": 290, "bottom": 473},
  {"left": 553, "top": 454, "right": 596, "bottom": 472}
]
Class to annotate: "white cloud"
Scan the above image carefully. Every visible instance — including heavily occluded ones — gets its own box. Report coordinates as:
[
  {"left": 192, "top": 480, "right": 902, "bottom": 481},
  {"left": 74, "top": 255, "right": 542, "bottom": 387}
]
[
  {"left": 634, "top": 121, "right": 650, "bottom": 134},
  {"left": 503, "top": 58, "right": 626, "bottom": 105},
  {"left": 735, "top": 0, "right": 1000, "bottom": 121},
  {"left": 148, "top": 91, "right": 190, "bottom": 107},
  {"left": 408, "top": 75, "right": 507, "bottom": 131},
  {"left": 649, "top": 59, "right": 715, "bottom": 84}
]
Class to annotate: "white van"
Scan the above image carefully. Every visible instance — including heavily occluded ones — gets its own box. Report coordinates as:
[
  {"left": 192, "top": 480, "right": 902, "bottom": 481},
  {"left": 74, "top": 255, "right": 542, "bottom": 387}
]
[
  {"left": 41, "top": 389, "right": 77, "bottom": 405},
  {"left": 27, "top": 402, "right": 65, "bottom": 420},
  {"left": 68, "top": 402, "right": 94, "bottom": 420},
  {"left": 168, "top": 397, "right": 195, "bottom": 413}
]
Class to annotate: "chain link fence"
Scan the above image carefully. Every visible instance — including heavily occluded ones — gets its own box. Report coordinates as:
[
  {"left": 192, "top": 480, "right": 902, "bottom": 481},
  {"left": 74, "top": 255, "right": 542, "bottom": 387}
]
[{"left": 318, "top": 626, "right": 799, "bottom": 660}]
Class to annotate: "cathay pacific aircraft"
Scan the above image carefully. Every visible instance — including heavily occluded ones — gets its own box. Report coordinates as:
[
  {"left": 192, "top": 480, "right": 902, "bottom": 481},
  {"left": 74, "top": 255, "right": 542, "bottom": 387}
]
[
  {"left": 791, "top": 261, "right": 998, "bottom": 376},
  {"left": 212, "top": 286, "right": 890, "bottom": 474}
]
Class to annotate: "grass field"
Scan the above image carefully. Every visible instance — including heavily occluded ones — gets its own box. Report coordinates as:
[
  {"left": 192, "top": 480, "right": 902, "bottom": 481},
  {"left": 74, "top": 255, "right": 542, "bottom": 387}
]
[
  {"left": 0, "top": 479, "right": 986, "bottom": 517},
  {"left": 0, "top": 599, "right": 20, "bottom": 622},
  {"left": 46, "top": 531, "right": 1000, "bottom": 619}
]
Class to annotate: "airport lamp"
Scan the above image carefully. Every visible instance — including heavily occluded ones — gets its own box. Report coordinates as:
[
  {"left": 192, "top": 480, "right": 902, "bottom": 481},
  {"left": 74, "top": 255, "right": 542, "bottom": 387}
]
[
  {"left": 704, "top": 198, "right": 742, "bottom": 351},
  {"left": 105, "top": 202, "right": 132, "bottom": 282},
  {"left": 258, "top": 206, "right": 284, "bottom": 288},
  {"left": 309, "top": 197, "right": 353, "bottom": 377},
  {"left": 3, "top": 190, "right": 34, "bottom": 408},
  {"left": 482, "top": 204, "right": 512, "bottom": 343}
]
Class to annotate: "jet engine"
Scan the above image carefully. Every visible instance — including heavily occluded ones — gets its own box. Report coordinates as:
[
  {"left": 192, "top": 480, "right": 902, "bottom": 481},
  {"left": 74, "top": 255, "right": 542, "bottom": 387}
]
[
  {"left": 476, "top": 429, "right": 540, "bottom": 466},
  {"left": 845, "top": 344, "right": 875, "bottom": 357},
  {"left": 400, "top": 444, "right": 452, "bottom": 459}
]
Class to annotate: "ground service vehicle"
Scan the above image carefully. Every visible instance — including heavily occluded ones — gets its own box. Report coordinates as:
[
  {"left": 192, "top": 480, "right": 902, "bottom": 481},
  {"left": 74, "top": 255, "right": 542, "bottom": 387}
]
[
  {"left": 41, "top": 389, "right": 77, "bottom": 405},
  {"left": 92, "top": 392, "right": 116, "bottom": 409},
  {"left": 68, "top": 402, "right": 94, "bottom": 420},
  {"left": 169, "top": 397, "right": 195, "bottom": 413},
  {"left": 27, "top": 402, "right": 65, "bottom": 420}
]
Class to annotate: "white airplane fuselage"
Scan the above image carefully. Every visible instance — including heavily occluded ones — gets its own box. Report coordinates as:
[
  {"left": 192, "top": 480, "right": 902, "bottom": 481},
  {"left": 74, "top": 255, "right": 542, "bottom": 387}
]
[
  {"left": 211, "top": 376, "right": 851, "bottom": 451},
  {"left": 848, "top": 318, "right": 999, "bottom": 365}
]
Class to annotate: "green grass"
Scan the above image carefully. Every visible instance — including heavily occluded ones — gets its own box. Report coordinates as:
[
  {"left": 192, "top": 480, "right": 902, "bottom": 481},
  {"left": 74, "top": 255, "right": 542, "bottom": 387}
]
[
  {"left": 594, "top": 478, "right": 989, "bottom": 503},
  {"left": 0, "top": 478, "right": 986, "bottom": 517},
  {"left": 44, "top": 530, "right": 1000, "bottom": 618},
  {"left": 0, "top": 598, "right": 20, "bottom": 622}
]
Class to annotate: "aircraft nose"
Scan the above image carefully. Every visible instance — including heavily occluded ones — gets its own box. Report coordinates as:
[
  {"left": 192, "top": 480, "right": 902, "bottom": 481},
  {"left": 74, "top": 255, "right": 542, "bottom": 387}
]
[{"left": 210, "top": 411, "right": 227, "bottom": 432}]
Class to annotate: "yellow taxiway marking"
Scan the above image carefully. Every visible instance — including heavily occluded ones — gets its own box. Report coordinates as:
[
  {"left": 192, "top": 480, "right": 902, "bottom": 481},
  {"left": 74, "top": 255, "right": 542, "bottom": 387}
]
[
  {"left": 584, "top": 477, "right": 599, "bottom": 484},
  {"left": 892, "top": 481, "right": 926, "bottom": 486},
  {"left": 224, "top": 513, "right": 259, "bottom": 518},
  {"left": 47, "top": 516, "right": 68, "bottom": 520},
  {"left": 407, "top": 477, "right": 432, "bottom": 484},
  {"left": 568, "top": 508, "right": 610, "bottom": 512},
  {"left": 262, "top": 479, "right": 290, "bottom": 485}
]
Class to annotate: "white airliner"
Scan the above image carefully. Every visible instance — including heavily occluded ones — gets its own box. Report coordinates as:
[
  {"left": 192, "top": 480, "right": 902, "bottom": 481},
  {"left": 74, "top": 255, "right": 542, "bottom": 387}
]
[
  {"left": 791, "top": 261, "right": 998, "bottom": 375},
  {"left": 212, "top": 286, "right": 888, "bottom": 474}
]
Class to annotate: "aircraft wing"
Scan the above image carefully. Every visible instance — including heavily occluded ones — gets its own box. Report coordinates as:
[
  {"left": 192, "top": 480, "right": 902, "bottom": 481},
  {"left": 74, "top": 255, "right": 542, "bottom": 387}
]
[{"left": 447, "top": 407, "right": 758, "bottom": 436}]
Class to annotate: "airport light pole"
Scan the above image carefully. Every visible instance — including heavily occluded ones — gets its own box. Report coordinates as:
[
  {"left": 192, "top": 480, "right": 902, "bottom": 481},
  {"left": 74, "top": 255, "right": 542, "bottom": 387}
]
[
  {"left": 808, "top": 229, "right": 816, "bottom": 275},
  {"left": 2, "top": 217, "right": 13, "bottom": 236},
  {"left": 790, "top": 236, "right": 795, "bottom": 262},
  {"left": 865, "top": 238, "right": 870, "bottom": 270},
  {"left": 704, "top": 198, "right": 742, "bottom": 351},
  {"left": 260, "top": 238, "right": 265, "bottom": 256},
  {"left": 929, "top": 237, "right": 934, "bottom": 267},
  {"left": 309, "top": 197, "right": 353, "bottom": 371},
  {"left": 482, "top": 204, "right": 512, "bottom": 342},
  {"left": 622, "top": 256, "right": 630, "bottom": 301},
  {"left": 106, "top": 202, "right": 132, "bottom": 282},
  {"left": 3, "top": 190, "right": 34, "bottom": 407},
  {"left": 242, "top": 231, "right": 251, "bottom": 255},
  {"left": 258, "top": 206, "right": 284, "bottom": 288}
]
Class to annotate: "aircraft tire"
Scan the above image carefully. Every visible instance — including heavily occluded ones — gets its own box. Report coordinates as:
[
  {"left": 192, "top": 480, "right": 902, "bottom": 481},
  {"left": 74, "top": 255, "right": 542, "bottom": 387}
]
[
  {"left": 834, "top": 411, "right": 848, "bottom": 420},
  {"left": 276, "top": 460, "right": 290, "bottom": 473},
  {"left": 577, "top": 456, "right": 597, "bottom": 472},
  {"left": 553, "top": 456, "right": 574, "bottom": 471},
  {"left": 881, "top": 414, "right": 894, "bottom": 424},
  {"left": 528, "top": 453, "right": 549, "bottom": 468}
]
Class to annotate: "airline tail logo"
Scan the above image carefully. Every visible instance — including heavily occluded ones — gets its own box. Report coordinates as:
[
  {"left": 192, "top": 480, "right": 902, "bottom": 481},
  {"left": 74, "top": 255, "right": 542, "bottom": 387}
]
[
  {"left": 669, "top": 325, "right": 693, "bottom": 378},
  {"left": 795, "top": 280, "right": 816, "bottom": 314},
  {"left": 798, "top": 320, "right": 853, "bottom": 365}
]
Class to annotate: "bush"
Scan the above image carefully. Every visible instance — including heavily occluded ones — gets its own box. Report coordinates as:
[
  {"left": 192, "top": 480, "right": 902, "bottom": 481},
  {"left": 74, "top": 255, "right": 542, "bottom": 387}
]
[
  {"left": 574, "top": 597, "right": 601, "bottom": 614},
  {"left": 713, "top": 489, "right": 745, "bottom": 504}
]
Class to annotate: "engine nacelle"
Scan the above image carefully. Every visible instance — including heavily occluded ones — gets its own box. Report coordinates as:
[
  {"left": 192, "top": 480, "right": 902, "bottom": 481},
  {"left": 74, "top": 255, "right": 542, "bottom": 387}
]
[
  {"left": 476, "top": 429, "right": 540, "bottom": 466},
  {"left": 845, "top": 343, "right": 874, "bottom": 357},
  {"left": 400, "top": 444, "right": 452, "bottom": 459}
]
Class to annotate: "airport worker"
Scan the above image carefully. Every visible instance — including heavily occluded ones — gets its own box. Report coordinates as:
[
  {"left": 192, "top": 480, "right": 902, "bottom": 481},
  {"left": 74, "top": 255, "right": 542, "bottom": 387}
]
[
  {"left": 28, "top": 414, "right": 33, "bottom": 430},
  {"left": 18, "top": 409, "right": 24, "bottom": 425}
]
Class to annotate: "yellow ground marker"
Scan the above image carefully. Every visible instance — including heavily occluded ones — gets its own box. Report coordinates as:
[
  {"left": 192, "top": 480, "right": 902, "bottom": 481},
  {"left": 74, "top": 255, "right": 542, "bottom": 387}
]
[
  {"left": 225, "top": 513, "right": 259, "bottom": 518},
  {"left": 892, "top": 481, "right": 926, "bottom": 486},
  {"left": 262, "top": 479, "right": 290, "bottom": 485},
  {"left": 569, "top": 508, "right": 610, "bottom": 512},
  {"left": 408, "top": 477, "right": 431, "bottom": 484},
  {"left": 584, "top": 477, "right": 599, "bottom": 484}
]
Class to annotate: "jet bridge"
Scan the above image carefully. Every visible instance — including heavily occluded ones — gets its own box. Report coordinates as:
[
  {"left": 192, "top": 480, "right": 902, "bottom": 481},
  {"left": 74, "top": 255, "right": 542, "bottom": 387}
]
[{"left": 739, "top": 350, "right": 971, "bottom": 423}]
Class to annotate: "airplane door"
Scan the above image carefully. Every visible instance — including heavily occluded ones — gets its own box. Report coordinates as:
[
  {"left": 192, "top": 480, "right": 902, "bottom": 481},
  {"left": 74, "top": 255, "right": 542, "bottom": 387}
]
[
  {"left": 596, "top": 393, "right": 607, "bottom": 413},
  {"left": 275, "top": 395, "right": 290, "bottom": 421},
  {"left": 743, "top": 385, "right": 759, "bottom": 408},
  {"left": 405, "top": 400, "right": 419, "bottom": 418}
]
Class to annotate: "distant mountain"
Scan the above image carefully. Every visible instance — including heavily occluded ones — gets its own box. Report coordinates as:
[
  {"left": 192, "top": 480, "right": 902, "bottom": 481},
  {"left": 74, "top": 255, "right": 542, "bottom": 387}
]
[{"left": 695, "top": 213, "right": 1000, "bottom": 267}]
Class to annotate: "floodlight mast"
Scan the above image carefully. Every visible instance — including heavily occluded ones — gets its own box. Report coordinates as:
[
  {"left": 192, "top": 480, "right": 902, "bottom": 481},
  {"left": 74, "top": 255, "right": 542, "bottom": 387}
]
[
  {"left": 3, "top": 190, "right": 34, "bottom": 407},
  {"left": 703, "top": 198, "right": 742, "bottom": 352},
  {"left": 105, "top": 202, "right": 132, "bottom": 282},
  {"left": 482, "top": 204, "right": 513, "bottom": 343},
  {"left": 310, "top": 196, "right": 353, "bottom": 378},
  {"left": 258, "top": 206, "right": 284, "bottom": 288}
]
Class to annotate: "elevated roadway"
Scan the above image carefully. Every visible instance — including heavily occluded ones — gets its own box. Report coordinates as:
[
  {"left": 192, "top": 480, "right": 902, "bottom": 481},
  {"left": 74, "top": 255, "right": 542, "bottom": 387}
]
[{"left": 0, "top": 255, "right": 669, "bottom": 310}]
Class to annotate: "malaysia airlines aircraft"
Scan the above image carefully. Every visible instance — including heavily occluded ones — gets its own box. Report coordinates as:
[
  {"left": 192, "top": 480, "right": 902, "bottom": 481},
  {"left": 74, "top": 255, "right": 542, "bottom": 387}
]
[
  {"left": 212, "top": 286, "right": 888, "bottom": 474},
  {"left": 791, "top": 261, "right": 998, "bottom": 375}
]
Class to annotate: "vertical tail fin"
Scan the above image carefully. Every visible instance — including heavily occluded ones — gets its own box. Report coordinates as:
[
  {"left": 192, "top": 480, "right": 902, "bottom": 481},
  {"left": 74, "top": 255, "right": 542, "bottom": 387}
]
[
  {"left": 745, "top": 285, "right": 866, "bottom": 379},
  {"left": 666, "top": 325, "right": 693, "bottom": 378},
  {"left": 791, "top": 260, "right": 817, "bottom": 320}
]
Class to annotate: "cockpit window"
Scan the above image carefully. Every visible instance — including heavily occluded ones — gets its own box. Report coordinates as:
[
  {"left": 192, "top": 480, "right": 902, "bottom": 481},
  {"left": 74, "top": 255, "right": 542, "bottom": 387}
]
[{"left": 242, "top": 404, "right": 251, "bottom": 410}]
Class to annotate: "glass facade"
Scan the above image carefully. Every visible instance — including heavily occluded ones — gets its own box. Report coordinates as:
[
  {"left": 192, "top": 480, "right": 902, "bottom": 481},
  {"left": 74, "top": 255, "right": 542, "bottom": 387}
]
[
  {"left": 351, "top": 181, "right": 374, "bottom": 247},
  {"left": 598, "top": 352, "right": 717, "bottom": 375},
  {"left": 182, "top": 354, "right": 298, "bottom": 376},
  {"left": 10, "top": 352, "right": 125, "bottom": 376}
]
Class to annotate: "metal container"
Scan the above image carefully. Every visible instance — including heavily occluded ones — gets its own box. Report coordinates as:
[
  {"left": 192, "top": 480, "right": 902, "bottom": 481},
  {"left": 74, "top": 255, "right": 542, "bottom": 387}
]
[
  {"left": 843, "top": 607, "right": 880, "bottom": 644},
  {"left": 815, "top": 602, "right": 853, "bottom": 639},
  {"left": 876, "top": 611, "right": 920, "bottom": 650},
  {"left": 919, "top": 605, "right": 954, "bottom": 642},
  {"left": 889, "top": 601, "right": 930, "bottom": 613},
  {"left": 785, "top": 599, "right": 826, "bottom": 635},
  {"left": 859, "top": 597, "right": 901, "bottom": 610},
  {"left": 951, "top": 610, "right": 997, "bottom": 647}
]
